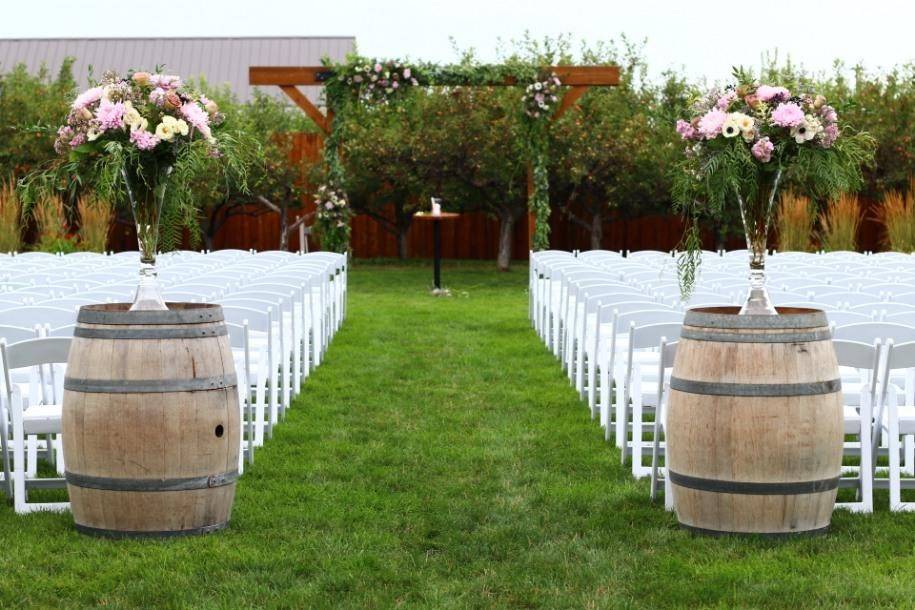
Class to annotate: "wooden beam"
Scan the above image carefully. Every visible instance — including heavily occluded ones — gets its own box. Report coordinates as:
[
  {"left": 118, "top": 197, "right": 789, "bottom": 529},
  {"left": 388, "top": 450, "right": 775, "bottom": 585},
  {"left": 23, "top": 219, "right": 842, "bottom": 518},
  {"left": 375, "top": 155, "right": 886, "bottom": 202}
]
[
  {"left": 250, "top": 67, "right": 332, "bottom": 86},
  {"left": 552, "top": 86, "right": 589, "bottom": 121},
  {"left": 250, "top": 65, "right": 620, "bottom": 88},
  {"left": 279, "top": 85, "right": 330, "bottom": 135}
]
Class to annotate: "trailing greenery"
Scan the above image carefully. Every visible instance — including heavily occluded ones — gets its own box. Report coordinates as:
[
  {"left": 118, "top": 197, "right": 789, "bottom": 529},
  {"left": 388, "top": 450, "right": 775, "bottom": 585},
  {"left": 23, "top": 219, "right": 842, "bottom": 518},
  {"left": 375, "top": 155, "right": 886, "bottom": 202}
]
[{"left": 6, "top": 262, "right": 915, "bottom": 607}]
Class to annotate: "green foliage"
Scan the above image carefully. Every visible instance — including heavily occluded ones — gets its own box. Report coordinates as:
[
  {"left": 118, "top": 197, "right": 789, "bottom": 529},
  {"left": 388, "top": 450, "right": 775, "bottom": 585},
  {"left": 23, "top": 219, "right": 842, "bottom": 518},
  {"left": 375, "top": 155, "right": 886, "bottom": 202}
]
[{"left": 0, "top": 59, "right": 75, "bottom": 178}]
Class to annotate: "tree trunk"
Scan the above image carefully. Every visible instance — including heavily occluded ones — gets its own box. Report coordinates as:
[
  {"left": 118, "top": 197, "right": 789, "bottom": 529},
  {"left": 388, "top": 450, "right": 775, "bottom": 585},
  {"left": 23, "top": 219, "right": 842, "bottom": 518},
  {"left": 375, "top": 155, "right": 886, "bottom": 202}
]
[
  {"left": 590, "top": 212, "right": 603, "bottom": 251},
  {"left": 497, "top": 210, "right": 515, "bottom": 272},
  {"left": 278, "top": 204, "right": 288, "bottom": 251},
  {"left": 397, "top": 228, "right": 409, "bottom": 260}
]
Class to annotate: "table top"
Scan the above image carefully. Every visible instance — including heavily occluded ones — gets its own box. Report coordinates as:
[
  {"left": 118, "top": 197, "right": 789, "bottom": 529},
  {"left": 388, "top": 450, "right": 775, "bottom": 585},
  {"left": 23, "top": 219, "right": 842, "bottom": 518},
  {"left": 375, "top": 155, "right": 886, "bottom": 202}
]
[{"left": 413, "top": 212, "right": 460, "bottom": 221}]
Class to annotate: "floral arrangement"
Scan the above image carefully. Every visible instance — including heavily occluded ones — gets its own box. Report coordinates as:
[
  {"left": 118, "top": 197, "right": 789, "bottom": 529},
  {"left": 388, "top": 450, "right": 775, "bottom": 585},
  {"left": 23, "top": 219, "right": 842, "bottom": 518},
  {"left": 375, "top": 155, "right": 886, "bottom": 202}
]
[
  {"left": 313, "top": 184, "right": 351, "bottom": 253},
  {"left": 55, "top": 71, "right": 222, "bottom": 157},
  {"left": 21, "top": 68, "right": 253, "bottom": 310},
  {"left": 341, "top": 60, "right": 419, "bottom": 104},
  {"left": 671, "top": 69, "right": 875, "bottom": 302},
  {"left": 522, "top": 73, "right": 561, "bottom": 119},
  {"left": 675, "top": 82, "right": 841, "bottom": 166}
]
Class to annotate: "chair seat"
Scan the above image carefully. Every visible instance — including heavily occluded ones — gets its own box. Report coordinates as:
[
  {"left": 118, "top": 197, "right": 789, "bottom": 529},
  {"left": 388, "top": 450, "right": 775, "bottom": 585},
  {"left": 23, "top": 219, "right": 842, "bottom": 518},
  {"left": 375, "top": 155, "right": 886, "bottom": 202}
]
[{"left": 22, "top": 403, "right": 62, "bottom": 435}]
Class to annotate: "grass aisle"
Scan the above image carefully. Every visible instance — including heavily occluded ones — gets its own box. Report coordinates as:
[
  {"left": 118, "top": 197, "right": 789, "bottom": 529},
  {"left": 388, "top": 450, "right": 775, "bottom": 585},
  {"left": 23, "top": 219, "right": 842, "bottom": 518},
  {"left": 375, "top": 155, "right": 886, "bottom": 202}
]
[{"left": 3, "top": 261, "right": 915, "bottom": 608}]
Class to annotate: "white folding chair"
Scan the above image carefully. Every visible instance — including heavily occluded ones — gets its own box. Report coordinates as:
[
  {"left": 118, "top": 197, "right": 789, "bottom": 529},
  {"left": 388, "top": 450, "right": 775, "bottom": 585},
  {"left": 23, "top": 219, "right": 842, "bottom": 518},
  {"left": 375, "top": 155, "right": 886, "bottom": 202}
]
[
  {"left": 619, "top": 322, "right": 683, "bottom": 477},
  {"left": 1, "top": 337, "right": 71, "bottom": 513}
]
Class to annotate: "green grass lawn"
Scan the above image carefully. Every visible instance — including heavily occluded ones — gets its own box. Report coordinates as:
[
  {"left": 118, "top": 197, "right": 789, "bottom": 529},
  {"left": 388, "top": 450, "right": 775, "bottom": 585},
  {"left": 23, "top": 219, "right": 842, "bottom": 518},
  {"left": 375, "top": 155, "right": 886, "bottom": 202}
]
[{"left": 3, "top": 260, "right": 915, "bottom": 608}]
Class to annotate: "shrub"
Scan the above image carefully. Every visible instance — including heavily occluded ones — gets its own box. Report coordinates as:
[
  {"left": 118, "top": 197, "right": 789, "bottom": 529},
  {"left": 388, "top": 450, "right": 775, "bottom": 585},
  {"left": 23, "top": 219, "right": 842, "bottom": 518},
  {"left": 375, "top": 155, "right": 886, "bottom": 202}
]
[
  {"left": 77, "top": 192, "right": 113, "bottom": 252},
  {"left": 776, "top": 191, "right": 815, "bottom": 252},
  {"left": 818, "top": 193, "right": 863, "bottom": 251},
  {"left": 875, "top": 179, "right": 915, "bottom": 252},
  {"left": 0, "top": 178, "right": 23, "bottom": 252}
]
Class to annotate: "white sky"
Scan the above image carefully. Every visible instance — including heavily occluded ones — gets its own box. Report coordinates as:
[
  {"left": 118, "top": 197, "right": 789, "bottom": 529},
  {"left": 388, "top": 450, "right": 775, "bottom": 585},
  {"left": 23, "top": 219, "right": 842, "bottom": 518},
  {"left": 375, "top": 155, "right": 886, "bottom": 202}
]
[{"left": 2, "top": 0, "right": 913, "bottom": 83}]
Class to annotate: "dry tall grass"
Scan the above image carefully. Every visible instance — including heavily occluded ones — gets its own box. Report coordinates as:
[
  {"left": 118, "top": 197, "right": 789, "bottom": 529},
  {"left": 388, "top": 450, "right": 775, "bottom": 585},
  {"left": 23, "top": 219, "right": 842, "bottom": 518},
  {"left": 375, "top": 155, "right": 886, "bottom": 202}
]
[
  {"left": 77, "top": 192, "right": 114, "bottom": 252},
  {"left": 875, "top": 180, "right": 915, "bottom": 252},
  {"left": 0, "top": 179, "right": 23, "bottom": 252},
  {"left": 32, "top": 195, "right": 67, "bottom": 243},
  {"left": 776, "top": 191, "right": 815, "bottom": 252},
  {"left": 818, "top": 193, "right": 863, "bottom": 252}
]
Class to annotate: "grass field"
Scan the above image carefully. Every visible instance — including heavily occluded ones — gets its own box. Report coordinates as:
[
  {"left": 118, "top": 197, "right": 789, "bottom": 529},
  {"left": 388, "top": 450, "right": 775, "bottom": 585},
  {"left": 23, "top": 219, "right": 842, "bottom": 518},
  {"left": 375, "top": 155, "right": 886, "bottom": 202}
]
[{"left": 2, "top": 260, "right": 915, "bottom": 608}]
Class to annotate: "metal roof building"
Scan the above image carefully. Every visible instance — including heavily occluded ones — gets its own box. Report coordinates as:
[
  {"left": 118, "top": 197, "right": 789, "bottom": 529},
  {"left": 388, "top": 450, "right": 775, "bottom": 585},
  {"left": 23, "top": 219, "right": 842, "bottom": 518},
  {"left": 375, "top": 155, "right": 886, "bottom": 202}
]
[{"left": 0, "top": 36, "right": 355, "bottom": 103}]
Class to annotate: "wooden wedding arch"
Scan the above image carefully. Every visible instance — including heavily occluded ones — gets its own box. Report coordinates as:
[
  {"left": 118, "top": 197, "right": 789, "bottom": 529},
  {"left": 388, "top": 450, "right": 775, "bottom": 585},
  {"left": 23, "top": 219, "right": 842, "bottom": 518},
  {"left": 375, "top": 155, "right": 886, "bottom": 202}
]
[{"left": 249, "top": 65, "right": 620, "bottom": 252}]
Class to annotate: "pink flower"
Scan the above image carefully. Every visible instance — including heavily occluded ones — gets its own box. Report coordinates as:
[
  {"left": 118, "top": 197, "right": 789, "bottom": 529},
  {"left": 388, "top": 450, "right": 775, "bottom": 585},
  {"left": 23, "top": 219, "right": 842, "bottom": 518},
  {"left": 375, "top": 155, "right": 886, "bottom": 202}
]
[
  {"left": 392, "top": 81, "right": 399, "bottom": 89},
  {"left": 820, "top": 105, "right": 838, "bottom": 124},
  {"left": 149, "top": 87, "right": 167, "bottom": 106},
  {"left": 697, "top": 108, "right": 727, "bottom": 138},
  {"left": 69, "top": 133, "right": 87, "bottom": 148},
  {"left": 403, "top": 68, "right": 411, "bottom": 78},
  {"left": 130, "top": 129, "right": 160, "bottom": 151},
  {"left": 149, "top": 74, "right": 182, "bottom": 89},
  {"left": 820, "top": 123, "right": 839, "bottom": 148},
  {"left": 95, "top": 100, "right": 126, "bottom": 131},
  {"left": 374, "top": 63, "right": 382, "bottom": 73},
  {"left": 756, "top": 85, "right": 790, "bottom": 102},
  {"left": 770, "top": 102, "right": 805, "bottom": 127},
  {"left": 72, "top": 86, "right": 103, "bottom": 110},
  {"left": 180, "top": 102, "right": 213, "bottom": 141},
  {"left": 751, "top": 137, "right": 774, "bottom": 162},
  {"left": 676, "top": 119, "right": 697, "bottom": 140},
  {"left": 716, "top": 91, "right": 737, "bottom": 110}
]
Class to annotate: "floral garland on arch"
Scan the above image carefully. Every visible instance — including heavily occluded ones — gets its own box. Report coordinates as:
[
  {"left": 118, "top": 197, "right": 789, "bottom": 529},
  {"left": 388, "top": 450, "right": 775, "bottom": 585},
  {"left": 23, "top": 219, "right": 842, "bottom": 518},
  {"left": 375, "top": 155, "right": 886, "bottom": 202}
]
[
  {"left": 341, "top": 60, "right": 420, "bottom": 104},
  {"left": 320, "top": 56, "right": 562, "bottom": 253},
  {"left": 313, "top": 184, "right": 352, "bottom": 253},
  {"left": 522, "top": 72, "right": 561, "bottom": 251}
]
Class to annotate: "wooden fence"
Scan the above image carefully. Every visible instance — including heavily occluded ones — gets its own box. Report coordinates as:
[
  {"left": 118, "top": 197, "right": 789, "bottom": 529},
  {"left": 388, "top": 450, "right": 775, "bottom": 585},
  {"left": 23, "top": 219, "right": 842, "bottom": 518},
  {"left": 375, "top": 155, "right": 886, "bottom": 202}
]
[{"left": 109, "top": 132, "right": 888, "bottom": 257}]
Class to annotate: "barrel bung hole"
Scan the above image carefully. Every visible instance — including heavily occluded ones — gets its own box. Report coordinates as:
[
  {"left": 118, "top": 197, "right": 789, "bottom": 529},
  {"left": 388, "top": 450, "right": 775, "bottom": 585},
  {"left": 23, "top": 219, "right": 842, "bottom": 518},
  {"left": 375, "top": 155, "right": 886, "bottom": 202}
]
[{"left": 215, "top": 424, "right": 224, "bottom": 438}]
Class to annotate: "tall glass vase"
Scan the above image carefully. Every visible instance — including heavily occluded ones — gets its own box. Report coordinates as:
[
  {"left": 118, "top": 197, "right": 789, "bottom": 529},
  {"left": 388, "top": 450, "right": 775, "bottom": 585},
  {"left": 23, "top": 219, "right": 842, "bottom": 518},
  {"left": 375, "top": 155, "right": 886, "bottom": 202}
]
[
  {"left": 122, "top": 159, "right": 173, "bottom": 311},
  {"left": 736, "top": 168, "right": 783, "bottom": 315}
]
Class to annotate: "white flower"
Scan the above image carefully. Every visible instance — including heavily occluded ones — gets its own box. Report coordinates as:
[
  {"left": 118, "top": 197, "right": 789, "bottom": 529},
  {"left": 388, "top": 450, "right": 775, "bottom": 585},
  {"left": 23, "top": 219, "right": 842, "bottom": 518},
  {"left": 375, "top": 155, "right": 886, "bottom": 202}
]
[
  {"left": 123, "top": 102, "right": 146, "bottom": 131},
  {"left": 721, "top": 117, "right": 741, "bottom": 138},
  {"left": 731, "top": 112, "right": 755, "bottom": 134},
  {"left": 791, "top": 115, "right": 822, "bottom": 144},
  {"left": 175, "top": 119, "right": 189, "bottom": 136},
  {"left": 534, "top": 82, "right": 543, "bottom": 91},
  {"left": 155, "top": 116, "right": 179, "bottom": 141},
  {"left": 86, "top": 128, "right": 100, "bottom": 141}
]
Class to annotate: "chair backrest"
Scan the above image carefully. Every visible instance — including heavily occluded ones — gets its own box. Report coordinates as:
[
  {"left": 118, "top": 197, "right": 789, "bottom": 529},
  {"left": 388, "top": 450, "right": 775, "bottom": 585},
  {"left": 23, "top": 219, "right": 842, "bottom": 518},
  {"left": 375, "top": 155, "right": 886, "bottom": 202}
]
[
  {"left": 0, "top": 306, "right": 77, "bottom": 329},
  {"left": 834, "top": 322, "right": 915, "bottom": 344},
  {"left": 220, "top": 305, "right": 272, "bottom": 334},
  {"left": 629, "top": 322, "right": 684, "bottom": 351},
  {"left": 0, "top": 324, "right": 39, "bottom": 344},
  {"left": 1, "top": 337, "right": 72, "bottom": 406}
]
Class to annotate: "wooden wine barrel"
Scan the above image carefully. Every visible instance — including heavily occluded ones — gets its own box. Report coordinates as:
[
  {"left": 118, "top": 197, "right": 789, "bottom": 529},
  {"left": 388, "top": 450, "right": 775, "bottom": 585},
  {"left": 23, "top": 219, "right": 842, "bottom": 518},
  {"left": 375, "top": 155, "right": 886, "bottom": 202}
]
[
  {"left": 666, "top": 307, "right": 843, "bottom": 536},
  {"left": 62, "top": 303, "right": 240, "bottom": 538}
]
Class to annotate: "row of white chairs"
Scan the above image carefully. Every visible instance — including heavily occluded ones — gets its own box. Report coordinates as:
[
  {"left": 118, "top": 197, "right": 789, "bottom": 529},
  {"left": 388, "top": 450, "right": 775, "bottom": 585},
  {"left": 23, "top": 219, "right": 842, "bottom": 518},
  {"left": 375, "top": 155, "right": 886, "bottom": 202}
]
[
  {"left": 530, "top": 248, "right": 915, "bottom": 514},
  {"left": 0, "top": 249, "right": 348, "bottom": 513}
]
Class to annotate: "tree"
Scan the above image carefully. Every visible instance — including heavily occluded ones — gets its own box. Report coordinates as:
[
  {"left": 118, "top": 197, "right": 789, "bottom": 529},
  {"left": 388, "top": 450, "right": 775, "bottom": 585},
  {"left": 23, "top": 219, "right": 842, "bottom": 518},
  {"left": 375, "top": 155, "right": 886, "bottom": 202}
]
[
  {"left": 190, "top": 87, "right": 314, "bottom": 250},
  {"left": 0, "top": 59, "right": 75, "bottom": 179},
  {"left": 550, "top": 41, "right": 686, "bottom": 249}
]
